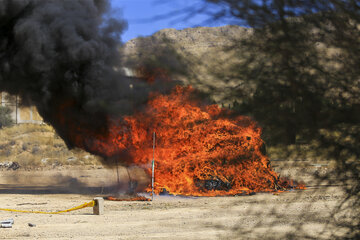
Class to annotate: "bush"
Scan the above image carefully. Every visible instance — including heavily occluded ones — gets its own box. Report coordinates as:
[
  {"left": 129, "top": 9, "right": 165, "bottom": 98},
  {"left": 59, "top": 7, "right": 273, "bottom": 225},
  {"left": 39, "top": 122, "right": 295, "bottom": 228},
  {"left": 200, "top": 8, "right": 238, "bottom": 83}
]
[{"left": 0, "top": 106, "right": 14, "bottom": 128}]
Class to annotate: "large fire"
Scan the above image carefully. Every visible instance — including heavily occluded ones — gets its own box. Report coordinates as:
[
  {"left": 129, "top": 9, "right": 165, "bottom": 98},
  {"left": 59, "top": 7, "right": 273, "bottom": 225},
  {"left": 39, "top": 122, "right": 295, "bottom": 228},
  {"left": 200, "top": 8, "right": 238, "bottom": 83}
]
[{"left": 57, "top": 85, "right": 303, "bottom": 196}]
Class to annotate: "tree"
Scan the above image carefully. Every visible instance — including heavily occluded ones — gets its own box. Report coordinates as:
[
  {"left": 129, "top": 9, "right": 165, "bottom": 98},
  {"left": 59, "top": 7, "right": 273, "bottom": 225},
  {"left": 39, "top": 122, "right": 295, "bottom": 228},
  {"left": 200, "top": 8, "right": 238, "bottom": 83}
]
[
  {"left": 193, "top": 1, "right": 360, "bottom": 238},
  {"left": 191, "top": 0, "right": 360, "bottom": 145}
]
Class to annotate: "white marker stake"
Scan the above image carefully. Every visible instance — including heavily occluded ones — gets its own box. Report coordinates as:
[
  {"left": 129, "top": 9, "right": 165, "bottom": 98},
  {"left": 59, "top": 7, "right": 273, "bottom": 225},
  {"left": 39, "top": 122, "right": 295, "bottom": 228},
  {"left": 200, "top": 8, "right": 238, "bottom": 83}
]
[{"left": 151, "top": 132, "right": 156, "bottom": 201}]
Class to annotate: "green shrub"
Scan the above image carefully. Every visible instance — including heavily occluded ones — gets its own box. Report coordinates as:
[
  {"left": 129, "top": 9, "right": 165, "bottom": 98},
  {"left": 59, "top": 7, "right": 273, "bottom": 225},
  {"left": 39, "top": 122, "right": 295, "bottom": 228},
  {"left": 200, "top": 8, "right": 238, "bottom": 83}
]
[{"left": 0, "top": 106, "right": 14, "bottom": 128}]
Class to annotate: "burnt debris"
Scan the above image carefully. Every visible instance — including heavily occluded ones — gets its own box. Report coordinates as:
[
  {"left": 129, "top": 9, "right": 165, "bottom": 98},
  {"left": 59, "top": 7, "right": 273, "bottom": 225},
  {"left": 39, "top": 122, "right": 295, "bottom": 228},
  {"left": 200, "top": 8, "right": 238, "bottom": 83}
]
[{"left": 196, "top": 177, "right": 232, "bottom": 191}]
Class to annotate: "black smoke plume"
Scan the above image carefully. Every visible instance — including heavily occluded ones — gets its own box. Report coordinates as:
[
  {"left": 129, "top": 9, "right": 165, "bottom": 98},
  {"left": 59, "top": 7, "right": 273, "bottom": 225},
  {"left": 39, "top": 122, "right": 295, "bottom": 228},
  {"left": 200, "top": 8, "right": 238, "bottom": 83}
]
[{"left": 0, "top": 0, "right": 176, "bottom": 160}]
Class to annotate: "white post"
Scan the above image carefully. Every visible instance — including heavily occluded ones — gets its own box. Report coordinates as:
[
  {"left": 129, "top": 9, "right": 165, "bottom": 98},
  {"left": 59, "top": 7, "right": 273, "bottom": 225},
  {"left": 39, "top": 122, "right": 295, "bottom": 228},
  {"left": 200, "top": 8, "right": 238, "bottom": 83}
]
[
  {"left": 151, "top": 132, "right": 155, "bottom": 201},
  {"left": 93, "top": 197, "right": 104, "bottom": 215}
]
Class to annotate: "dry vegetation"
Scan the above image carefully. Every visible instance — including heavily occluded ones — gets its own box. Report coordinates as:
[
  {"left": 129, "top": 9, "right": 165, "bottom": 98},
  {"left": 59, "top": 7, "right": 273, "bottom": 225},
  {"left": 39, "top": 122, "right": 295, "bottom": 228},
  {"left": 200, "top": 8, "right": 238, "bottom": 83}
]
[{"left": 0, "top": 124, "right": 101, "bottom": 169}]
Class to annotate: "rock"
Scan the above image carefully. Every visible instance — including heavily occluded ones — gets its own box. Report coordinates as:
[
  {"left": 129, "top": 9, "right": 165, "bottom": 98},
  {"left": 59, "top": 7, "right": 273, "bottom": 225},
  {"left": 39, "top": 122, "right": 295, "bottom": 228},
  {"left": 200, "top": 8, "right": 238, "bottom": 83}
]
[
  {"left": 67, "top": 156, "right": 77, "bottom": 162},
  {"left": 0, "top": 161, "right": 20, "bottom": 170},
  {"left": 52, "top": 161, "right": 61, "bottom": 167},
  {"left": 8, "top": 161, "right": 20, "bottom": 170},
  {"left": 0, "top": 161, "right": 11, "bottom": 168},
  {"left": 0, "top": 223, "right": 12, "bottom": 228},
  {"left": 41, "top": 158, "right": 49, "bottom": 164},
  {"left": 0, "top": 219, "right": 14, "bottom": 228}
]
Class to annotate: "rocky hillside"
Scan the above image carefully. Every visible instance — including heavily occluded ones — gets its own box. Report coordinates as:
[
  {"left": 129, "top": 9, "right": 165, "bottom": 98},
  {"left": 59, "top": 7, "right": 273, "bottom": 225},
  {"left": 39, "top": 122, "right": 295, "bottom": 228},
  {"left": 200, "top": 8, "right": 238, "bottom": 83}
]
[
  {"left": 123, "top": 25, "right": 251, "bottom": 104},
  {"left": 123, "top": 24, "right": 359, "bottom": 108},
  {"left": 124, "top": 25, "right": 250, "bottom": 56}
]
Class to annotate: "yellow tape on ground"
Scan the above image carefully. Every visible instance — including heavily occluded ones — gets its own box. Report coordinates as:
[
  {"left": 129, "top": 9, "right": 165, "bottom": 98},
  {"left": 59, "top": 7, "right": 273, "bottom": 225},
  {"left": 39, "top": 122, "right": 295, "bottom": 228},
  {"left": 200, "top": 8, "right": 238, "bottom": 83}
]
[{"left": 0, "top": 200, "right": 95, "bottom": 214}]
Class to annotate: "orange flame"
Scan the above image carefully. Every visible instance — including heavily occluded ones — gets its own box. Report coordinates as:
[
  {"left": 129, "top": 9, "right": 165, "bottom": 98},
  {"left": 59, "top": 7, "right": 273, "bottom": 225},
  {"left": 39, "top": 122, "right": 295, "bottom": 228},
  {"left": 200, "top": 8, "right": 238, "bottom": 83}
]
[{"left": 56, "top": 86, "right": 304, "bottom": 196}]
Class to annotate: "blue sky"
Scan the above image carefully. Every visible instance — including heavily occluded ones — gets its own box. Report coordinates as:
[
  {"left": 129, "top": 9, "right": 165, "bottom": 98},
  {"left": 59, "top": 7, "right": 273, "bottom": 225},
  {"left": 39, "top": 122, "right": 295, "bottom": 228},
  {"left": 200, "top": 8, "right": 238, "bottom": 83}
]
[{"left": 110, "top": 0, "right": 231, "bottom": 42}]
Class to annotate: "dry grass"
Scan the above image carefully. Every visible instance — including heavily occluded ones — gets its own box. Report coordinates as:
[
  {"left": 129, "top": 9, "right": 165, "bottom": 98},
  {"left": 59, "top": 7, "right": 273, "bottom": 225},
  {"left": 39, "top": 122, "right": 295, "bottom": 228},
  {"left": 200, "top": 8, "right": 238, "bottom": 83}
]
[
  {"left": 0, "top": 124, "right": 102, "bottom": 168},
  {"left": 268, "top": 126, "right": 359, "bottom": 167},
  {"left": 268, "top": 141, "right": 346, "bottom": 170}
]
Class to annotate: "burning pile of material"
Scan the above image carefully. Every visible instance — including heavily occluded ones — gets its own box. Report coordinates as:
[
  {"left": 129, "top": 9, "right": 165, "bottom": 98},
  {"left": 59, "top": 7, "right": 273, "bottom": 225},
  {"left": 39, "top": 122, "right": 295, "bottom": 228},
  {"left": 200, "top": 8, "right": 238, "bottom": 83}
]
[{"left": 65, "top": 86, "right": 300, "bottom": 196}]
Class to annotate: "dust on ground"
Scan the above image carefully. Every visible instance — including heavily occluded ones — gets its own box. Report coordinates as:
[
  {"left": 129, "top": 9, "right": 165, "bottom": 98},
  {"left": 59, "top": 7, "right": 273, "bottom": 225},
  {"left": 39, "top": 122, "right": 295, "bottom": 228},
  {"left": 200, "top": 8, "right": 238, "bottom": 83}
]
[{"left": 0, "top": 162, "right": 356, "bottom": 240}]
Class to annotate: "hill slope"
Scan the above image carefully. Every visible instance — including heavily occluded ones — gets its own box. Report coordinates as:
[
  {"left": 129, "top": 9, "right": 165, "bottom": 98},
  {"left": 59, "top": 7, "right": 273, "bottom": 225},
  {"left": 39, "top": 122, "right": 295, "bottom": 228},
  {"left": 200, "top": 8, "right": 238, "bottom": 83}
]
[{"left": 123, "top": 25, "right": 251, "bottom": 104}]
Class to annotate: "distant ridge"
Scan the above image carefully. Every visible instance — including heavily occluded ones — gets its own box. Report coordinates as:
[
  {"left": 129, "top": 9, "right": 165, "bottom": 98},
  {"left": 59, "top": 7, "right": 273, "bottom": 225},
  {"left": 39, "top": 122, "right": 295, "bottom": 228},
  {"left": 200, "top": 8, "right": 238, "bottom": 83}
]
[{"left": 124, "top": 25, "right": 250, "bottom": 56}]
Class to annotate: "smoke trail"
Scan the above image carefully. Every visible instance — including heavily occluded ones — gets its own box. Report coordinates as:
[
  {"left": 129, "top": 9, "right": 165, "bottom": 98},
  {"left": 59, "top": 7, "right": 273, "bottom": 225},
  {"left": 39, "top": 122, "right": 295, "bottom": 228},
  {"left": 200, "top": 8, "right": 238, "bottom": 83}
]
[{"left": 0, "top": 0, "right": 175, "bottom": 156}]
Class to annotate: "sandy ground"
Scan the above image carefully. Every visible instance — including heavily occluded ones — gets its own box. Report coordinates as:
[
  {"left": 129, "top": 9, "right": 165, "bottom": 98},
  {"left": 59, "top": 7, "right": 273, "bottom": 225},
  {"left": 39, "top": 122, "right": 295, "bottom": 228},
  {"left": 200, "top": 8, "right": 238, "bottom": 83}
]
[{"left": 0, "top": 164, "right": 355, "bottom": 239}]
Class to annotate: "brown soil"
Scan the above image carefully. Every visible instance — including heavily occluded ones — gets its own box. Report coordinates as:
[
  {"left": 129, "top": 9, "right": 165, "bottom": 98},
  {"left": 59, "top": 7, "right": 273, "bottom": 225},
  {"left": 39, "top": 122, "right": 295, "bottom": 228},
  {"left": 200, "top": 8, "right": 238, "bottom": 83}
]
[{"left": 0, "top": 164, "right": 353, "bottom": 239}]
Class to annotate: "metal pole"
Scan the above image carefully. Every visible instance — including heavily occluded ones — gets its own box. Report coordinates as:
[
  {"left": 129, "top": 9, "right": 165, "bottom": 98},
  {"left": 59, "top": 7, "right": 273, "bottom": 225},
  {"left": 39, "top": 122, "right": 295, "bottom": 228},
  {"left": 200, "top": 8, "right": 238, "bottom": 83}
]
[{"left": 151, "top": 132, "right": 155, "bottom": 201}]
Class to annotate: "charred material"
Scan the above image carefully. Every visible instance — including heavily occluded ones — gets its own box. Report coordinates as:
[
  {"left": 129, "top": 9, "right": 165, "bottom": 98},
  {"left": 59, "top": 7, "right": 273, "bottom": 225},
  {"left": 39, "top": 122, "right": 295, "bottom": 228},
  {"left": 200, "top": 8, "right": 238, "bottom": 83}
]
[{"left": 196, "top": 177, "right": 232, "bottom": 191}]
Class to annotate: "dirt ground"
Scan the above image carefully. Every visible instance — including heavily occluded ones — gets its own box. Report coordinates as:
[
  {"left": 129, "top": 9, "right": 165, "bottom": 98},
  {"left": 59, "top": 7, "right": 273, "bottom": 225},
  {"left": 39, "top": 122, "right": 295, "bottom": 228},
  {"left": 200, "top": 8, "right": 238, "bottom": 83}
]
[{"left": 0, "top": 163, "right": 355, "bottom": 240}]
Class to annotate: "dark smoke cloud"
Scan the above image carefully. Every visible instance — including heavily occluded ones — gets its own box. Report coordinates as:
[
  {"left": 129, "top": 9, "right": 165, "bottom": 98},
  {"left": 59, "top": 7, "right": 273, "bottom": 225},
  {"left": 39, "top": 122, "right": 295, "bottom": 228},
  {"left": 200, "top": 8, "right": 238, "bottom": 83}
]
[{"left": 0, "top": 0, "right": 176, "bottom": 155}]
